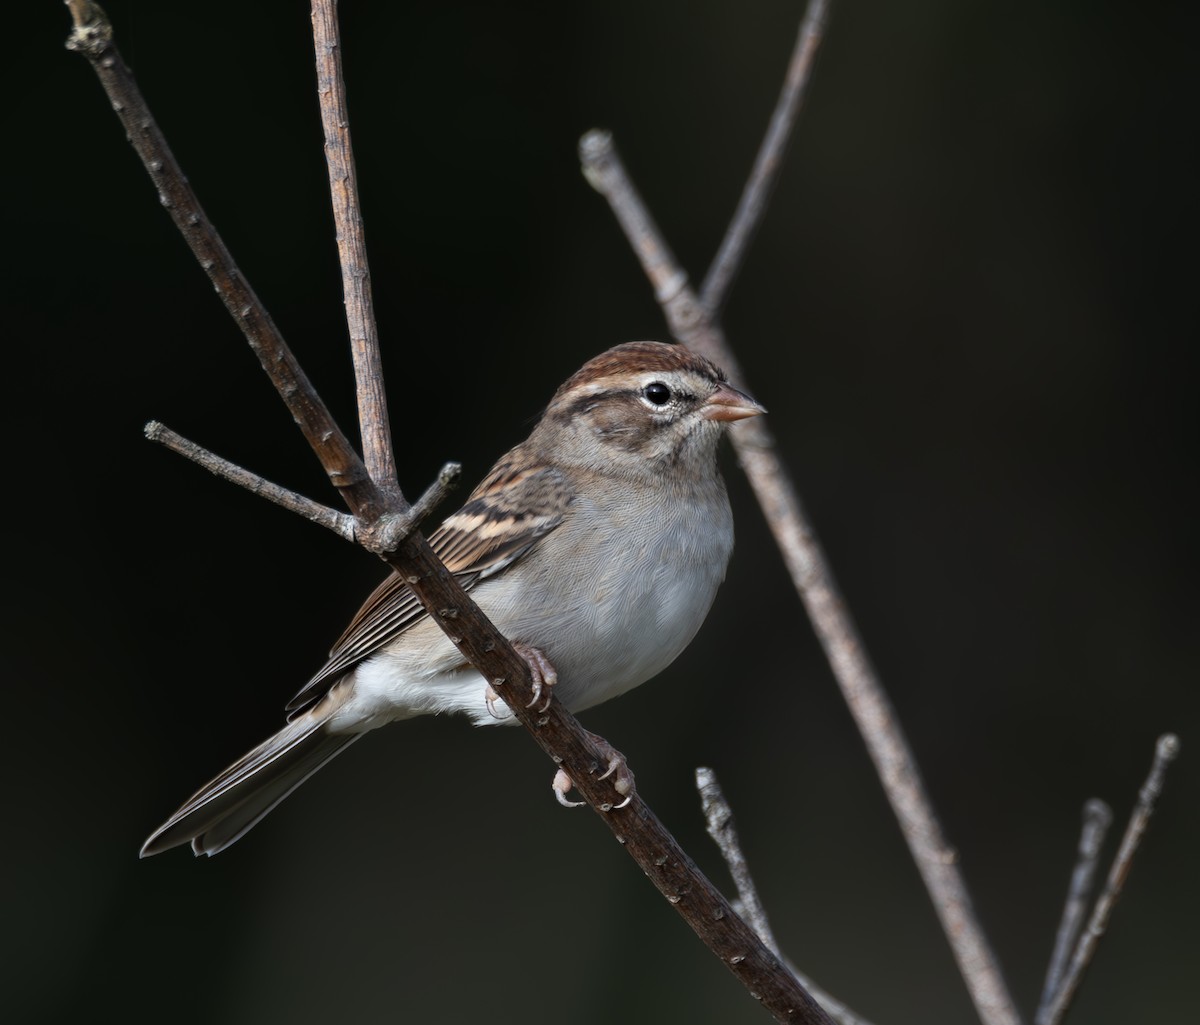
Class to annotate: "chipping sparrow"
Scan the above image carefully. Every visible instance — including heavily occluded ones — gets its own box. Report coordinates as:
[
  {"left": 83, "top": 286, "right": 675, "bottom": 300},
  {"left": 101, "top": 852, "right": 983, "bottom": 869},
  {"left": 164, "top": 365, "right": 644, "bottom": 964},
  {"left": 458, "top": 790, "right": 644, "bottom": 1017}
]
[{"left": 142, "top": 341, "right": 763, "bottom": 857}]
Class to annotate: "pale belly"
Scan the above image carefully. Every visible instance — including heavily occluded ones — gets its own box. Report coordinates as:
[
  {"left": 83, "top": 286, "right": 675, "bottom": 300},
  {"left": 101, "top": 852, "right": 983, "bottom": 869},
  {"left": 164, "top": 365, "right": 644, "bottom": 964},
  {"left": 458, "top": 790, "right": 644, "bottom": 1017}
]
[{"left": 332, "top": 486, "right": 733, "bottom": 731}]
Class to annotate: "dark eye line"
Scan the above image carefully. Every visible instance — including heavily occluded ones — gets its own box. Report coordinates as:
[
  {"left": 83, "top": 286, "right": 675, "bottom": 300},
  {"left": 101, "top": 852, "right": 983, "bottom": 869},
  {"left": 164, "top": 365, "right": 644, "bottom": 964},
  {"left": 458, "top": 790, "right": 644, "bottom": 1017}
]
[{"left": 557, "top": 383, "right": 706, "bottom": 427}]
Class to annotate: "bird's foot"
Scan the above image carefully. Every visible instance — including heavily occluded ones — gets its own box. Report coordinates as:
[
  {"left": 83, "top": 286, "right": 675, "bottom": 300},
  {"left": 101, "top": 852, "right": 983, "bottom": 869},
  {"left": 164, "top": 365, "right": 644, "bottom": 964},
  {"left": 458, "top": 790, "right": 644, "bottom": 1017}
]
[
  {"left": 483, "top": 642, "right": 558, "bottom": 718},
  {"left": 513, "top": 642, "right": 557, "bottom": 712},
  {"left": 484, "top": 683, "right": 506, "bottom": 720},
  {"left": 552, "top": 730, "right": 635, "bottom": 811}
]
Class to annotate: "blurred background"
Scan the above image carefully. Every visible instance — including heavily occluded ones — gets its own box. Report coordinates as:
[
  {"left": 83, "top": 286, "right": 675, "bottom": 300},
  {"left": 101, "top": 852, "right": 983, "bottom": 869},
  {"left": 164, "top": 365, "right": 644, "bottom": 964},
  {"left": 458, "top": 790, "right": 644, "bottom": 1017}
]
[{"left": 6, "top": 1, "right": 1194, "bottom": 1022}]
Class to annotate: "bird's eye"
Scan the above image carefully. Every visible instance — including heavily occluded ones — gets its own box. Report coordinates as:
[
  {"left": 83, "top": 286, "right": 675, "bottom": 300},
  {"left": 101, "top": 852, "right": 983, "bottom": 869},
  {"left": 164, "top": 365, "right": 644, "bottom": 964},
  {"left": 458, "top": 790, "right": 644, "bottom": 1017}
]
[{"left": 642, "top": 382, "right": 672, "bottom": 406}]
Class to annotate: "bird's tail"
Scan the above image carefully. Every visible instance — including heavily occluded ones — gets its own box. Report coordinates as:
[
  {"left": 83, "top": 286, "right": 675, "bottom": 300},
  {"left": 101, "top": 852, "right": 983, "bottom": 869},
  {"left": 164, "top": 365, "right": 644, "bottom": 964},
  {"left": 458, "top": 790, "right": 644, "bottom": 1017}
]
[{"left": 140, "top": 707, "right": 361, "bottom": 858}]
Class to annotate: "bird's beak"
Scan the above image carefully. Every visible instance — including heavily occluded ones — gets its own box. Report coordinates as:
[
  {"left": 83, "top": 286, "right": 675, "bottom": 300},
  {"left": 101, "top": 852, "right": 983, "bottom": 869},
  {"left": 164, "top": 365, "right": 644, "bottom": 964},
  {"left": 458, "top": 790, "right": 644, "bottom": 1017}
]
[{"left": 701, "top": 382, "right": 766, "bottom": 422}]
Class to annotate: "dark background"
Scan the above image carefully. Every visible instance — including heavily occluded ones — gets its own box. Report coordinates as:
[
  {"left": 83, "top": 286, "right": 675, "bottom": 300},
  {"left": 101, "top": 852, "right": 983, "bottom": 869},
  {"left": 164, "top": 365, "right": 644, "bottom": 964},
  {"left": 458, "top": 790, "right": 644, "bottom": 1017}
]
[{"left": 6, "top": 2, "right": 1194, "bottom": 1023}]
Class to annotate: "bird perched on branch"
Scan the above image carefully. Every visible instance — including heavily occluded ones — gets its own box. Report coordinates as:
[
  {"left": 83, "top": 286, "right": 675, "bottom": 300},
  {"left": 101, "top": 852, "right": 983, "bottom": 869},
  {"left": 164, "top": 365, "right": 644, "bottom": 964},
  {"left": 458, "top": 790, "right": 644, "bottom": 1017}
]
[{"left": 142, "top": 341, "right": 763, "bottom": 857}]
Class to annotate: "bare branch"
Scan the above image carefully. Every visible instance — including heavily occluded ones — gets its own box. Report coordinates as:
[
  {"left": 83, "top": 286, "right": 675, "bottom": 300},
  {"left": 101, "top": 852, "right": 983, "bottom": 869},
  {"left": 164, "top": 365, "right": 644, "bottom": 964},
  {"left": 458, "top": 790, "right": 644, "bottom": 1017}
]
[
  {"left": 143, "top": 422, "right": 459, "bottom": 544},
  {"left": 697, "top": 769, "right": 877, "bottom": 1025},
  {"left": 144, "top": 421, "right": 358, "bottom": 540},
  {"left": 1035, "top": 798, "right": 1112, "bottom": 1022},
  {"left": 65, "top": 0, "right": 383, "bottom": 523},
  {"left": 310, "top": 0, "right": 399, "bottom": 498},
  {"left": 701, "top": 0, "right": 832, "bottom": 316},
  {"left": 1037, "top": 734, "right": 1181, "bottom": 1025},
  {"left": 581, "top": 128, "right": 1023, "bottom": 1025},
  {"left": 68, "top": 6, "right": 837, "bottom": 1020},
  {"left": 696, "top": 766, "right": 781, "bottom": 953},
  {"left": 405, "top": 462, "right": 463, "bottom": 534}
]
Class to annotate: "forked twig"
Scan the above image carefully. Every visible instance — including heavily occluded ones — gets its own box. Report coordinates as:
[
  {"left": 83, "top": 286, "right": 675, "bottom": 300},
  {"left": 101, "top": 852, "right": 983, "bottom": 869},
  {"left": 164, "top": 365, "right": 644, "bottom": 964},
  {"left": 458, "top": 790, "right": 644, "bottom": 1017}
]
[
  {"left": 1036, "top": 734, "right": 1181, "bottom": 1025},
  {"left": 63, "top": 1, "right": 384, "bottom": 522},
  {"left": 66, "top": 2, "right": 836, "bottom": 1020},
  {"left": 1035, "top": 798, "right": 1112, "bottom": 1020},
  {"left": 581, "top": 128, "right": 1022, "bottom": 1025}
]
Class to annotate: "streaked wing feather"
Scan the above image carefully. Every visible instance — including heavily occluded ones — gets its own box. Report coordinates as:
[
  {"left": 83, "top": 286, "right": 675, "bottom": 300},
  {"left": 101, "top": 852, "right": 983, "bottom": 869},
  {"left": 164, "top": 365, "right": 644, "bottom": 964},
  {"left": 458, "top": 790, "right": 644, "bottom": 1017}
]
[{"left": 286, "top": 458, "right": 570, "bottom": 714}]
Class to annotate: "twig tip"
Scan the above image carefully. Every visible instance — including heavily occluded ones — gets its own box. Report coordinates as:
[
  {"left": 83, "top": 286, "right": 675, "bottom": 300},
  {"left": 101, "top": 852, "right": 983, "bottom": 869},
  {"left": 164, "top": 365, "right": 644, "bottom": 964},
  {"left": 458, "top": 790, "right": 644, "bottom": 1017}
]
[
  {"left": 144, "top": 419, "right": 164, "bottom": 441},
  {"left": 579, "top": 128, "right": 613, "bottom": 160},
  {"left": 1082, "top": 798, "right": 1112, "bottom": 828},
  {"left": 439, "top": 461, "right": 462, "bottom": 488},
  {"left": 64, "top": 0, "right": 112, "bottom": 52},
  {"left": 579, "top": 130, "right": 617, "bottom": 192},
  {"left": 1155, "top": 733, "right": 1181, "bottom": 761}
]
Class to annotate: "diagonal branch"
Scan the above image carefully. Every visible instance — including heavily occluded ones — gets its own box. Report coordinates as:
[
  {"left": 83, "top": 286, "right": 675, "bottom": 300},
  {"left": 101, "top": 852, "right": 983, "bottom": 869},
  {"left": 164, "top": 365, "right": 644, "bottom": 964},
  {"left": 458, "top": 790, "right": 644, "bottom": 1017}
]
[
  {"left": 696, "top": 767, "right": 782, "bottom": 954},
  {"left": 66, "top": 3, "right": 836, "bottom": 1021},
  {"left": 144, "top": 419, "right": 461, "bottom": 544},
  {"left": 701, "top": 0, "right": 831, "bottom": 316},
  {"left": 144, "top": 420, "right": 358, "bottom": 540},
  {"left": 697, "top": 769, "right": 877, "bottom": 1025},
  {"left": 580, "top": 128, "right": 1023, "bottom": 1025}
]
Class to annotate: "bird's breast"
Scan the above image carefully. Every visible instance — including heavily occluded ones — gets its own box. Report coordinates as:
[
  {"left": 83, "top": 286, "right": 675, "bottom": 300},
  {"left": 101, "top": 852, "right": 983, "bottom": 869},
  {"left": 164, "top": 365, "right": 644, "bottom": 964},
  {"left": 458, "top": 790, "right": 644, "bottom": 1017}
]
[{"left": 479, "top": 482, "right": 734, "bottom": 711}]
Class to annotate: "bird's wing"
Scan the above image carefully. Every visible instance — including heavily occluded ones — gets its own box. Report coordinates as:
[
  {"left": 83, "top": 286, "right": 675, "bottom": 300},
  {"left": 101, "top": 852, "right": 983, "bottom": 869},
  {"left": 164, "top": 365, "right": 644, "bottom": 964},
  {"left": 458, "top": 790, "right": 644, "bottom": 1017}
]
[{"left": 286, "top": 456, "right": 571, "bottom": 714}]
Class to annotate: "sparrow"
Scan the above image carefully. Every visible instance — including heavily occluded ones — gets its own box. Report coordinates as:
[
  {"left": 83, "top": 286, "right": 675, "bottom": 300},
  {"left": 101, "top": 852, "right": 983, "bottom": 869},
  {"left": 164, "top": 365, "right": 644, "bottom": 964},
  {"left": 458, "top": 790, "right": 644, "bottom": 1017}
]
[{"left": 141, "top": 341, "right": 764, "bottom": 857}]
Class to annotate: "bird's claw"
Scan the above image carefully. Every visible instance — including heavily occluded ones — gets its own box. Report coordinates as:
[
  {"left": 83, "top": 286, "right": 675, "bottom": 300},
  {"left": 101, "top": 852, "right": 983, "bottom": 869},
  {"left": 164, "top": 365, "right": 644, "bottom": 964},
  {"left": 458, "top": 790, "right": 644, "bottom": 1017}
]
[
  {"left": 484, "top": 684, "right": 506, "bottom": 720},
  {"left": 552, "top": 768, "right": 585, "bottom": 808},
  {"left": 513, "top": 642, "right": 558, "bottom": 712},
  {"left": 597, "top": 755, "right": 634, "bottom": 808},
  {"left": 551, "top": 732, "right": 635, "bottom": 811},
  {"left": 481, "top": 643, "right": 558, "bottom": 718}
]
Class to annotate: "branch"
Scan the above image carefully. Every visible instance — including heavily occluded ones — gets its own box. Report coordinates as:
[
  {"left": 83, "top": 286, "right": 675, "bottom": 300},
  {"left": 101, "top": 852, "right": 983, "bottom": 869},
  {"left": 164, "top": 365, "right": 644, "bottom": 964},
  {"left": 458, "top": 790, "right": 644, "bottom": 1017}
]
[
  {"left": 1036, "top": 734, "right": 1181, "bottom": 1025},
  {"left": 309, "top": 0, "right": 398, "bottom": 498},
  {"left": 67, "top": 3, "right": 836, "bottom": 1020},
  {"left": 700, "top": 0, "right": 831, "bottom": 316},
  {"left": 696, "top": 767, "right": 781, "bottom": 953},
  {"left": 64, "top": 1, "right": 384, "bottom": 524},
  {"left": 579, "top": 130, "right": 1023, "bottom": 1025},
  {"left": 144, "top": 420, "right": 357, "bottom": 540},
  {"left": 144, "top": 420, "right": 461, "bottom": 544},
  {"left": 1035, "top": 798, "right": 1112, "bottom": 1021},
  {"left": 697, "top": 769, "right": 877, "bottom": 1025}
]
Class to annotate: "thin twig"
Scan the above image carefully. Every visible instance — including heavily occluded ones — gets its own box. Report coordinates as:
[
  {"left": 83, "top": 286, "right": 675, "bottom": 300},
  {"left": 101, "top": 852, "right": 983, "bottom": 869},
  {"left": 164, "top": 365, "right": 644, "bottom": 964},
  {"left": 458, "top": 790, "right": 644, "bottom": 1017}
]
[
  {"left": 1037, "top": 734, "right": 1181, "bottom": 1025},
  {"left": 68, "top": 6, "right": 836, "bottom": 1020},
  {"left": 696, "top": 767, "right": 781, "bottom": 953},
  {"left": 144, "top": 421, "right": 357, "bottom": 540},
  {"left": 406, "top": 462, "right": 464, "bottom": 531},
  {"left": 700, "top": 0, "right": 831, "bottom": 316},
  {"left": 309, "top": 0, "right": 399, "bottom": 498},
  {"left": 581, "top": 128, "right": 1023, "bottom": 1025},
  {"left": 1035, "top": 798, "right": 1112, "bottom": 1021},
  {"left": 697, "top": 769, "right": 877, "bottom": 1025},
  {"left": 145, "top": 420, "right": 461, "bottom": 543}
]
